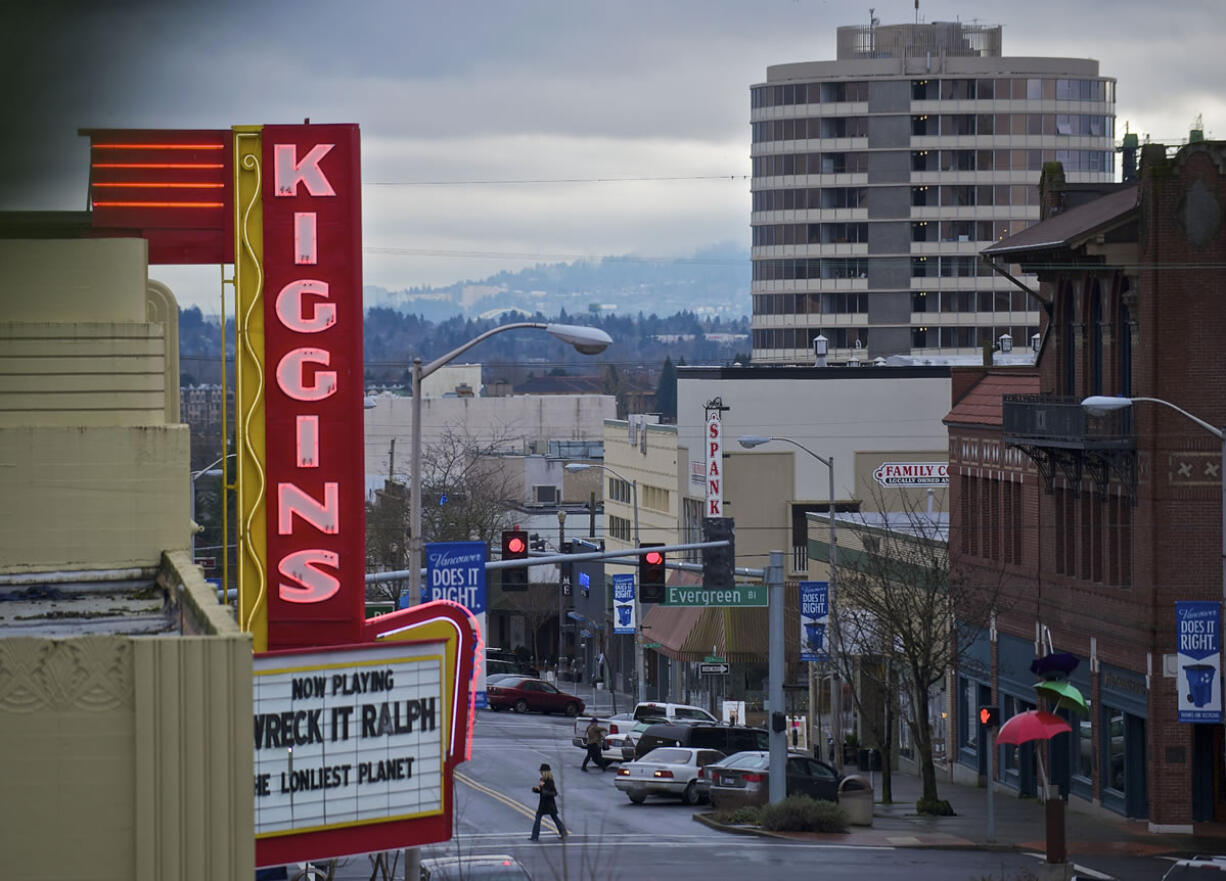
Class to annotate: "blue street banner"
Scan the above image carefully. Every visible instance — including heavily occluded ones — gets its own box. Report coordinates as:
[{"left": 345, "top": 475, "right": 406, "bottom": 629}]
[
  {"left": 799, "top": 581, "right": 829, "bottom": 663},
  {"left": 613, "top": 573, "right": 636, "bottom": 635},
  {"left": 426, "top": 541, "right": 488, "bottom": 707},
  {"left": 1177, "top": 601, "right": 1222, "bottom": 723}
]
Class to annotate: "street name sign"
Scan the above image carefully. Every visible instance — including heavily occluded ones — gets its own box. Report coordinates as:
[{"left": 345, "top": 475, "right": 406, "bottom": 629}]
[
  {"left": 699, "top": 662, "right": 730, "bottom": 676},
  {"left": 662, "top": 585, "right": 767, "bottom": 607}
]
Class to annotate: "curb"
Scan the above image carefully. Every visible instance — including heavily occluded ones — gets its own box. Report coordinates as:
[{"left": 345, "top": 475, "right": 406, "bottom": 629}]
[
  {"left": 692, "top": 811, "right": 1040, "bottom": 853},
  {"left": 691, "top": 811, "right": 768, "bottom": 837}
]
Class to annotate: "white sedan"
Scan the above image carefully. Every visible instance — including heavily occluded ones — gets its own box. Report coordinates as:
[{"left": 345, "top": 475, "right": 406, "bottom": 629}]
[{"left": 612, "top": 746, "right": 726, "bottom": 805}]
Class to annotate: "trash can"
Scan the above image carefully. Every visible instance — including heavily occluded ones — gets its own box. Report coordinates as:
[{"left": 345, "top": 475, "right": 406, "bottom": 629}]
[{"left": 838, "top": 775, "right": 874, "bottom": 826}]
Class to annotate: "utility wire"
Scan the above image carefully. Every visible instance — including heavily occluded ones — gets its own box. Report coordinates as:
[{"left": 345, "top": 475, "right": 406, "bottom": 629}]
[{"left": 363, "top": 174, "right": 749, "bottom": 186}]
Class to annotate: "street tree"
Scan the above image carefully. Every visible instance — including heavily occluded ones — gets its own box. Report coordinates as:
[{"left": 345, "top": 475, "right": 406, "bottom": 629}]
[
  {"left": 830, "top": 489, "right": 1004, "bottom": 813},
  {"left": 365, "top": 426, "right": 518, "bottom": 607}
]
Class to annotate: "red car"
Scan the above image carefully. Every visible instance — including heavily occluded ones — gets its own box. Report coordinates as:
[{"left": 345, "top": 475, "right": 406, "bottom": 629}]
[{"left": 486, "top": 676, "right": 585, "bottom": 716}]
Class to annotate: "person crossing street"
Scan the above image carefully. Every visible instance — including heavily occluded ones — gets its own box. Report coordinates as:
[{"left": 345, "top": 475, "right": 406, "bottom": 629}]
[
  {"left": 529, "top": 763, "right": 567, "bottom": 841},
  {"left": 581, "top": 717, "right": 609, "bottom": 771}
]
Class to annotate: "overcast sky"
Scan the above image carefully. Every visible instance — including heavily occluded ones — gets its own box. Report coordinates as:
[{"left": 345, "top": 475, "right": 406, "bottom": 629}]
[{"left": 3, "top": 0, "right": 1221, "bottom": 312}]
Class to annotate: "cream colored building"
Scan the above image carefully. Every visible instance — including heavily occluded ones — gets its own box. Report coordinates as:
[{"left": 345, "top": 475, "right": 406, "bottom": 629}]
[
  {"left": 363, "top": 391, "right": 616, "bottom": 480},
  {"left": 0, "top": 236, "right": 253, "bottom": 881},
  {"left": 677, "top": 365, "right": 953, "bottom": 580}
]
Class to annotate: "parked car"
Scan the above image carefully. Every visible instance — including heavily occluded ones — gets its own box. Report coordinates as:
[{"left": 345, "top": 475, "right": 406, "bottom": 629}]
[
  {"left": 605, "top": 718, "right": 663, "bottom": 762},
  {"left": 485, "top": 649, "right": 538, "bottom": 677},
  {"left": 486, "top": 676, "right": 585, "bottom": 716},
  {"left": 420, "top": 853, "right": 531, "bottom": 880},
  {"left": 706, "top": 750, "right": 841, "bottom": 810},
  {"left": 485, "top": 673, "right": 523, "bottom": 685},
  {"left": 631, "top": 701, "right": 718, "bottom": 724},
  {"left": 695, "top": 749, "right": 762, "bottom": 801},
  {"left": 613, "top": 746, "right": 726, "bottom": 805},
  {"left": 633, "top": 721, "right": 769, "bottom": 760}
]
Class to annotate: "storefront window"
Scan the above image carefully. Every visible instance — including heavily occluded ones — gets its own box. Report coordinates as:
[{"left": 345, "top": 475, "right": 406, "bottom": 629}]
[
  {"left": 1103, "top": 706, "right": 1125, "bottom": 794},
  {"left": 960, "top": 677, "right": 977, "bottom": 750},
  {"left": 1076, "top": 710, "right": 1094, "bottom": 780}
]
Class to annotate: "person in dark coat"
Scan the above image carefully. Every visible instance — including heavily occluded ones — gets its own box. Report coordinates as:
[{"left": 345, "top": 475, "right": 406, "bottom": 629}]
[
  {"left": 529, "top": 763, "right": 567, "bottom": 841},
  {"left": 581, "top": 717, "right": 609, "bottom": 771}
]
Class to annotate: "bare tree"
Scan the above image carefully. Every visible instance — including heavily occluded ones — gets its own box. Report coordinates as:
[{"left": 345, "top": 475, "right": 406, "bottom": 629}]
[
  {"left": 418, "top": 426, "right": 520, "bottom": 549},
  {"left": 366, "top": 426, "right": 520, "bottom": 607},
  {"left": 831, "top": 489, "right": 1003, "bottom": 813},
  {"left": 365, "top": 480, "right": 410, "bottom": 606}
]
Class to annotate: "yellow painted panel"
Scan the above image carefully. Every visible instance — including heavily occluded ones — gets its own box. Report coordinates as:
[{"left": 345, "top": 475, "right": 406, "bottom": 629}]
[{"left": 232, "top": 126, "right": 269, "bottom": 651}]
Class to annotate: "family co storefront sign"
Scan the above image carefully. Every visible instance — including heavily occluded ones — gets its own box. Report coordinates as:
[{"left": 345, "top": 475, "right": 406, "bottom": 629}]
[
  {"left": 81, "top": 126, "right": 478, "bottom": 866},
  {"left": 873, "top": 461, "right": 949, "bottom": 488}
]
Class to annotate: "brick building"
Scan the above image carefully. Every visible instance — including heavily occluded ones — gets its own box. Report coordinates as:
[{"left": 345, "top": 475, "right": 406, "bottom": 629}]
[{"left": 946, "top": 140, "right": 1226, "bottom": 830}]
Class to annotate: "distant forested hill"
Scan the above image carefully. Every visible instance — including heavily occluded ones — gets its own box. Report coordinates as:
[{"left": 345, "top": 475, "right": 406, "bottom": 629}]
[{"left": 364, "top": 242, "right": 750, "bottom": 321}]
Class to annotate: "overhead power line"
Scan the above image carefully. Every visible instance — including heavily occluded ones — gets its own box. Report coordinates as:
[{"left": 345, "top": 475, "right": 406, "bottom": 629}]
[
  {"left": 364, "top": 174, "right": 750, "bottom": 186},
  {"left": 362, "top": 246, "right": 748, "bottom": 264}
]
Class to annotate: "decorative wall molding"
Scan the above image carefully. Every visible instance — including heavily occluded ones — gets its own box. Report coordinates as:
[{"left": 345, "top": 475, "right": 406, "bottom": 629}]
[{"left": 0, "top": 637, "right": 133, "bottom": 713}]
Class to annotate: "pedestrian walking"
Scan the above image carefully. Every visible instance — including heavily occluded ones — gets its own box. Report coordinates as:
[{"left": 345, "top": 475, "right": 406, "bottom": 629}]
[
  {"left": 529, "top": 763, "right": 567, "bottom": 841},
  {"left": 580, "top": 717, "right": 608, "bottom": 772}
]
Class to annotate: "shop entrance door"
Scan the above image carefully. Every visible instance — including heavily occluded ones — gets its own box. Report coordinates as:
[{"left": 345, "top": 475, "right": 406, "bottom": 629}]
[{"left": 1192, "top": 724, "right": 1226, "bottom": 822}]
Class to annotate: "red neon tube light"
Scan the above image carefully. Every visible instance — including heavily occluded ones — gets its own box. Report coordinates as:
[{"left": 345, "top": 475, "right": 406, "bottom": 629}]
[
  {"left": 91, "top": 201, "right": 225, "bottom": 208},
  {"left": 91, "top": 143, "right": 224, "bottom": 150}
]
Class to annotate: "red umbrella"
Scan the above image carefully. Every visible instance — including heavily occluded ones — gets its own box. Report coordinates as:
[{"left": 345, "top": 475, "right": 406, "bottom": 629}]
[{"left": 995, "top": 710, "right": 1071, "bottom": 746}]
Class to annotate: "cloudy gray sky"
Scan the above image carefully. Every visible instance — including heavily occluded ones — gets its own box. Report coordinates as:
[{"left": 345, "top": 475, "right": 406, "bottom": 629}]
[{"left": 3, "top": 0, "right": 1221, "bottom": 312}]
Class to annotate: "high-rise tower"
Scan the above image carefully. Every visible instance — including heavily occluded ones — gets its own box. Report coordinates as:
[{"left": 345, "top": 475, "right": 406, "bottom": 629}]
[{"left": 750, "top": 21, "right": 1116, "bottom": 363}]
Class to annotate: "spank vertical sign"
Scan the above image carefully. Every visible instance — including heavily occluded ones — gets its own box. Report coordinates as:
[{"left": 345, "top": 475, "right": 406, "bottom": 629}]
[{"left": 263, "top": 125, "right": 365, "bottom": 649}]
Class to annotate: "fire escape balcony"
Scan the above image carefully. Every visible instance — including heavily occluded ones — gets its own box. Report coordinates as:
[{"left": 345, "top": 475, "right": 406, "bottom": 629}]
[{"left": 1001, "top": 395, "right": 1136, "bottom": 501}]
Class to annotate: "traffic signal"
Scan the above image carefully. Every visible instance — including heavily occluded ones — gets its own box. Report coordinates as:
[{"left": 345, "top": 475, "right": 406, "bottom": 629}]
[
  {"left": 501, "top": 529, "right": 529, "bottom": 590},
  {"left": 978, "top": 705, "right": 1000, "bottom": 728},
  {"left": 639, "top": 542, "right": 666, "bottom": 603},
  {"left": 702, "top": 517, "right": 735, "bottom": 589}
]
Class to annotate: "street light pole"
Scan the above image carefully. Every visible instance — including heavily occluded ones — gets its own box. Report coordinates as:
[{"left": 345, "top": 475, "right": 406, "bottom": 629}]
[
  {"left": 738, "top": 435, "right": 842, "bottom": 772},
  {"left": 565, "top": 461, "right": 644, "bottom": 705},
  {"left": 405, "top": 323, "right": 612, "bottom": 605},
  {"left": 558, "top": 509, "right": 567, "bottom": 673}
]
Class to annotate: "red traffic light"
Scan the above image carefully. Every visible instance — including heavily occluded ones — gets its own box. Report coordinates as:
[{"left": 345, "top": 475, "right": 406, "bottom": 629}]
[
  {"left": 978, "top": 705, "right": 1000, "bottom": 727},
  {"left": 507, "top": 536, "right": 525, "bottom": 554},
  {"left": 645, "top": 551, "right": 663, "bottom": 565}
]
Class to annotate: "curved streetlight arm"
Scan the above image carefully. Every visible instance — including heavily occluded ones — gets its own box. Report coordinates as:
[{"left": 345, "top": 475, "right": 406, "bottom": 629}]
[
  {"left": 744, "top": 435, "right": 833, "bottom": 469},
  {"left": 1084, "top": 395, "right": 1223, "bottom": 440},
  {"left": 419, "top": 322, "right": 611, "bottom": 379},
  {"left": 192, "top": 451, "right": 236, "bottom": 481}
]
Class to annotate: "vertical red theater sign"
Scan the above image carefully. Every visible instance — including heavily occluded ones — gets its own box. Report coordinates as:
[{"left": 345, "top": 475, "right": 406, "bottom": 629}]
[
  {"left": 261, "top": 125, "right": 365, "bottom": 650},
  {"left": 83, "top": 125, "right": 477, "bottom": 866}
]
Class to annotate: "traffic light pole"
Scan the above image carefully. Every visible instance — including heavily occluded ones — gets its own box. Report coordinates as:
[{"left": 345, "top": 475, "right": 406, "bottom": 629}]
[
  {"left": 986, "top": 726, "right": 996, "bottom": 843},
  {"left": 628, "top": 481, "right": 644, "bottom": 706}
]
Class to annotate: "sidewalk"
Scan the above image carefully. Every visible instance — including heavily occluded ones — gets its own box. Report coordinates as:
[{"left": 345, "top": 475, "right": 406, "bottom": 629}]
[{"left": 702, "top": 760, "right": 1226, "bottom": 859}]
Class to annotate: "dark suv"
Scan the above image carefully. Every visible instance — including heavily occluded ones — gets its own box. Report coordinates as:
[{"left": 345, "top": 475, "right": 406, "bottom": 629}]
[{"left": 633, "top": 722, "right": 769, "bottom": 760}]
